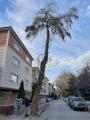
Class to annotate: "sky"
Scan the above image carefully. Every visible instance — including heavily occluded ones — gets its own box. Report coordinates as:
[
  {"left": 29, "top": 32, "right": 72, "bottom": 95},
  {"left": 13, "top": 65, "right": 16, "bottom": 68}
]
[{"left": 0, "top": 0, "right": 90, "bottom": 81}]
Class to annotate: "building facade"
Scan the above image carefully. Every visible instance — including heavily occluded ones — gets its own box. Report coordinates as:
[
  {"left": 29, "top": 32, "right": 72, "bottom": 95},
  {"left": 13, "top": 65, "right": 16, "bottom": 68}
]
[
  {"left": 32, "top": 67, "right": 50, "bottom": 96},
  {"left": 32, "top": 67, "right": 39, "bottom": 83},
  {"left": 0, "top": 26, "right": 33, "bottom": 105},
  {"left": 49, "top": 82, "right": 54, "bottom": 96},
  {"left": 41, "top": 77, "right": 49, "bottom": 96}
]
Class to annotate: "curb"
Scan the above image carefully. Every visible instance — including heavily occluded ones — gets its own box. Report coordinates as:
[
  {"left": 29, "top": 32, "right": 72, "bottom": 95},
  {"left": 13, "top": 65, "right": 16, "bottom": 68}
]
[{"left": 38, "top": 103, "right": 49, "bottom": 116}]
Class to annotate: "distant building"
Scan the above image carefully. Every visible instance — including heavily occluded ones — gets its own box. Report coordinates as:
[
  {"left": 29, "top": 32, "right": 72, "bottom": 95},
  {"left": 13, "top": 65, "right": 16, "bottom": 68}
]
[
  {"left": 41, "top": 77, "right": 49, "bottom": 96},
  {"left": 49, "top": 82, "right": 54, "bottom": 96},
  {"left": 32, "top": 67, "right": 50, "bottom": 96},
  {"left": 32, "top": 67, "right": 39, "bottom": 83},
  {"left": 0, "top": 26, "right": 33, "bottom": 105}
]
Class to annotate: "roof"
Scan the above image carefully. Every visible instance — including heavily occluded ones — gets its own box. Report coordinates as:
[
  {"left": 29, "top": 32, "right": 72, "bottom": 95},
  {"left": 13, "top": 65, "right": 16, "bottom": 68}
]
[{"left": 0, "top": 26, "right": 34, "bottom": 60}]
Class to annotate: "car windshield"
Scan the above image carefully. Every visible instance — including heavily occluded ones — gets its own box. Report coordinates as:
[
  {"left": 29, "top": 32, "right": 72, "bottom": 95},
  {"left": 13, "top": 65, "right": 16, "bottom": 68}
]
[{"left": 74, "top": 98, "right": 83, "bottom": 101}]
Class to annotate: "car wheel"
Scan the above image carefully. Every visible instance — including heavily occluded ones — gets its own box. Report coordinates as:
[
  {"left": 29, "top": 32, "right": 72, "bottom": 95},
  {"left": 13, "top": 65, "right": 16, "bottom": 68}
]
[{"left": 73, "top": 107, "right": 76, "bottom": 111}]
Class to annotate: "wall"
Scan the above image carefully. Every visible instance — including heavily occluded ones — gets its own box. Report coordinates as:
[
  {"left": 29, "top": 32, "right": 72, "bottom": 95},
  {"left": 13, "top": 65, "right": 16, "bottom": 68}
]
[
  {"left": 0, "top": 31, "right": 7, "bottom": 45},
  {"left": 0, "top": 31, "right": 7, "bottom": 83},
  {"left": 0, "top": 46, "right": 7, "bottom": 82},
  {"left": 8, "top": 31, "right": 32, "bottom": 67},
  {"left": 0, "top": 90, "right": 17, "bottom": 105},
  {"left": 1, "top": 46, "right": 32, "bottom": 91},
  {"left": 41, "top": 78, "right": 49, "bottom": 96}
]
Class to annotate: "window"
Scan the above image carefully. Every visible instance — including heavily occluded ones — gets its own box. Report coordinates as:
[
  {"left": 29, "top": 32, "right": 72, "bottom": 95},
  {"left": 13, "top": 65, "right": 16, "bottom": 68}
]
[
  {"left": 33, "top": 77, "right": 38, "bottom": 82},
  {"left": 42, "top": 89, "right": 46, "bottom": 93},
  {"left": 12, "top": 56, "right": 20, "bottom": 67},
  {"left": 43, "top": 82, "right": 46, "bottom": 86},
  {"left": 24, "top": 80, "right": 29, "bottom": 85},
  {"left": 26, "top": 56, "right": 30, "bottom": 63},
  {"left": 11, "top": 73, "right": 18, "bottom": 83},
  {"left": 0, "top": 91, "right": 8, "bottom": 102},
  {"left": 14, "top": 41, "right": 21, "bottom": 53},
  {"left": 25, "top": 67, "right": 29, "bottom": 74}
]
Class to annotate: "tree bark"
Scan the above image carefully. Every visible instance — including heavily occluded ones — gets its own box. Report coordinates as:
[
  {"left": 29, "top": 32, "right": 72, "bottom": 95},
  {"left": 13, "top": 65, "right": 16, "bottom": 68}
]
[{"left": 31, "top": 22, "right": 50, "bottom": 116}]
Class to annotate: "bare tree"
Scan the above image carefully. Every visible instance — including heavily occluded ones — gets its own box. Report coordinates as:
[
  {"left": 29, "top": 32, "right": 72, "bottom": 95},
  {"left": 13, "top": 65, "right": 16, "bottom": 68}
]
[{"left": 25, "top": 3, "right": 78, "bottom": 115}]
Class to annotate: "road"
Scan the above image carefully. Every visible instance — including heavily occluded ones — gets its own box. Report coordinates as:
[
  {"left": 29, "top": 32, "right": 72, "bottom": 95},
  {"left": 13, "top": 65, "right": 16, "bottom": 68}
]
[{"left": 40, "top": 99, "right": 90, "bottom": 120}]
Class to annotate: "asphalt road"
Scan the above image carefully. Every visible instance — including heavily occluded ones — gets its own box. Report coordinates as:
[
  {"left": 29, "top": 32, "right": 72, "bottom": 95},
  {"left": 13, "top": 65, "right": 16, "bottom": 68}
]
[{"left": 40, "top": 99, "right": 90, "bottom": 120}]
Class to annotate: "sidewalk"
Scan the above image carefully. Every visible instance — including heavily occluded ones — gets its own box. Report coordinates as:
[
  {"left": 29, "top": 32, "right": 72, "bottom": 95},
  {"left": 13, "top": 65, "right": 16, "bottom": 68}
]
[
  {"left": 0, "top": 102, "right": 49, "bottom": 120},
  {"left": 0, "top": 110, "right": 47, "bottom": 120},
  {"left": 0, "top": 114, "right": 43, "bottom": 120}
]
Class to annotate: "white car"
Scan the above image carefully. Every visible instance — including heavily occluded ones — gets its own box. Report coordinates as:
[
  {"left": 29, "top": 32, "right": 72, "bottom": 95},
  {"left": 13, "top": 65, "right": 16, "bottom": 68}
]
[{"left": 72, "top": 97, "right": 86, "bottom": 110}]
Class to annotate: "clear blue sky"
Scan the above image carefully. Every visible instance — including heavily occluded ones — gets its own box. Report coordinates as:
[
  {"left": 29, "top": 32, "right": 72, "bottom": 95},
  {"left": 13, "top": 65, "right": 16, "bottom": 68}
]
[{"left": 0, "top": 0, "right": 90, "bottom": 81}]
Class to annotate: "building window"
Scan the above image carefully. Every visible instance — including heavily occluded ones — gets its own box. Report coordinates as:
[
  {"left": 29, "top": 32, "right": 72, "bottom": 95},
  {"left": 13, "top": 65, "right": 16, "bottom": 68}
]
[
  {"left": 43, "top": 82, "right": 46, "bottom": 88},
  {"left": 24, "top": 79, "right": 29, "bottom": 85},
  {"left": 33, "top": 77, "right": 38, "bottom": 83},
  {"left": 14, "top": 41, "right": 21, "bottom": 53},
  {"left": 43, "top": 82, "right": 46, "bottom": 86},
  {"left": 11, "top": 73, "right": 18, "bottom": 83},
  {"left": 25, "top": 67, "right": 29, "bottom": 74},
  {"left": 0, "top": 91, "right": 8, "bottom": 102},
  {"left": 12, "top": 56, "right": 20, "bottom": 67},
  {"left": 42, "top": 89, "right": 46, "bottom": 93},
  {"left": 26, "top": 56, "right": 30, "bottom": 63}
]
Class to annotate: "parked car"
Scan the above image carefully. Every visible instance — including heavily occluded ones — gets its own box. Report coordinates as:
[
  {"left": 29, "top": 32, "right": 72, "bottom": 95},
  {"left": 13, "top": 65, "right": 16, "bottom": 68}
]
[
  {"left": 72, "top": 97, "right": 86, "bottom": 110},
  {"left": 46, "top": 97, "right": 52, "bottom": 102},
  {"left": 68, "top": 96, "right": 75, "bottom": 107},
  {"left": 63, "top": 97, "right": 69, "bottom": 103}
]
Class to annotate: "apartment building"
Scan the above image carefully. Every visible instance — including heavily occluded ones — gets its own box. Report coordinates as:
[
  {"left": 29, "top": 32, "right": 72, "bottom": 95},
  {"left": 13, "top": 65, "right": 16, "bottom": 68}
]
[
  {"left": 32, "top": 67, "right": 50, "bottom": 96},
  {"left": 32, "top": 67, "right": 39, "bottom": 83},
  {"left": 49, "top": 82, "right": 54, "bottom": 96},
  {"left": 41, "top": 77, "right": 49, "bottom": 96},
  {"left": 0, "top": 26, "right": 33, "bottom": 105}
]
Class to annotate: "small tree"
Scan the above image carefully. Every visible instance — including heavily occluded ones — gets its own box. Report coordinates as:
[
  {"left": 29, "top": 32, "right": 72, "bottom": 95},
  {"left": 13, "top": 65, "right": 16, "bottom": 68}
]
[
  {"left": 17, "top": 80, "right": 25, "bottom": 99},
  {"left": 25, "top": 3, "right": 78, "bottom": 115}
]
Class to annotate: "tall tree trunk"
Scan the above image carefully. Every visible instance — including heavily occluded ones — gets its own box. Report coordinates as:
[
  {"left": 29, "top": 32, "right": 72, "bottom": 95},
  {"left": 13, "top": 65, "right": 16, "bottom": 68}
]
[{"left": 31, "top": 23, "right": 50, "bottom": 116}]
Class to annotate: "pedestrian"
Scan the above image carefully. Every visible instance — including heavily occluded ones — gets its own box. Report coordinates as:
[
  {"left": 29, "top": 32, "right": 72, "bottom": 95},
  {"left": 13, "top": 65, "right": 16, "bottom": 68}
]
[{"left": 22, "top": 97, "right": 32, "bottom": 117}]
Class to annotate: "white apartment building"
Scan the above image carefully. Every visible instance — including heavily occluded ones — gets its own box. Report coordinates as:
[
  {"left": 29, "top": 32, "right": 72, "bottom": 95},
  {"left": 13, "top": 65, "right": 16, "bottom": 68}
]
[
  {"left": 32, "top": 67, "right": 39, "bottom": 83},
  {"left": 41, "top": 77, "right": 49, "bottom": 96},
  {"left": 32, "top": 67, "right": 50, "bottom": 96},
  {"left": 49, "top": 82, "right": 54, "bottom": 96},
  {"left": 0, "top": 26, "right": 33, "bottom": 105}
]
